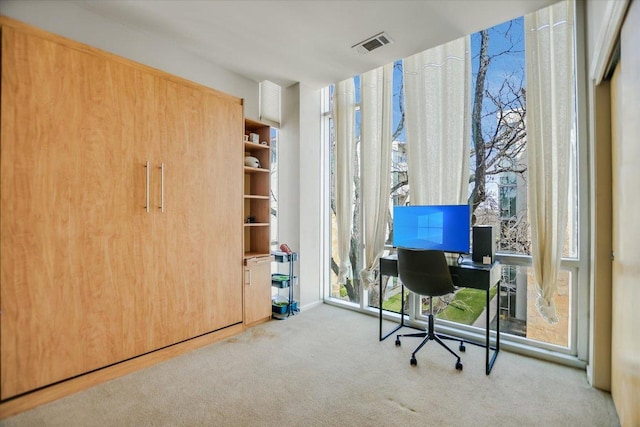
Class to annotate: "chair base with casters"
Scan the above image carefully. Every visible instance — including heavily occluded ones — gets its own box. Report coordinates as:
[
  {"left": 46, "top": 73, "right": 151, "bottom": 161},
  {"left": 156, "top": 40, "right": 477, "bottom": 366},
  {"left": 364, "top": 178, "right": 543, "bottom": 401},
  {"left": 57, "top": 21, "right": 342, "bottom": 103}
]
[{"left": 395, "top": 295, "right": 465, "bottom": 370}]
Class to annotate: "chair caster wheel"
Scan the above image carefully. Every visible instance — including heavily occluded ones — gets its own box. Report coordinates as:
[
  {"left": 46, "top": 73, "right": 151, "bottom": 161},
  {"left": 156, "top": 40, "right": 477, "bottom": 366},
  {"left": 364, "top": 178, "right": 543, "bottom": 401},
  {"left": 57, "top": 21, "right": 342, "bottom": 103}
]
[
  {"left": 395, "top": 339, "right": 401, "bottom": 347},
  {"left": 456, "top": 361, "right": 463, "bottom": 370},
  {"left": 410, "top": 357, "right": 417, "bottom": 366},
  {"left": 459, "top": 343, "right": 466, "bottom": 352}
]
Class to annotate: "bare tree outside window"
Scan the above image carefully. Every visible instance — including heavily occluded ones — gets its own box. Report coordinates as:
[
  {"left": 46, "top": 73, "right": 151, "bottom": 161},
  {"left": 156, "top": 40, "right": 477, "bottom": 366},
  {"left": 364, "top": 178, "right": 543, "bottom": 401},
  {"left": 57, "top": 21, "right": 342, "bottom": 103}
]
[
  {"left": 330, "top": 19, "right": 529, "bottom": 307},
  {"left": 470, "top": 22, "right": 529, "bottom": 257}
]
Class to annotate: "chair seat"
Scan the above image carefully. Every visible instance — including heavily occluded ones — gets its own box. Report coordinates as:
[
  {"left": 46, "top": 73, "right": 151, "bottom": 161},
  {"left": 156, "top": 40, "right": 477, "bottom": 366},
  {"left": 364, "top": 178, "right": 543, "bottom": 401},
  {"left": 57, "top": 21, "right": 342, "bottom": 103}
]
[
  {"left": 397, "top": 248, "right": 455, "bottom": 296},
  {"left": 395, "top": 248, "right": 463, "bottom": 370}
]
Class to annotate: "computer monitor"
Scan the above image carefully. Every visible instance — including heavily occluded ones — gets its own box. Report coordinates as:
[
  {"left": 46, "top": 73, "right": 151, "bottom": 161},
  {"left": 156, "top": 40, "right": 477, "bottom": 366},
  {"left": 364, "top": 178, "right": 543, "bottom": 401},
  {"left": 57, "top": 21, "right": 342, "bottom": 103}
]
[{"left": 393, "top": 204, "right": 471, "bottom": 254}]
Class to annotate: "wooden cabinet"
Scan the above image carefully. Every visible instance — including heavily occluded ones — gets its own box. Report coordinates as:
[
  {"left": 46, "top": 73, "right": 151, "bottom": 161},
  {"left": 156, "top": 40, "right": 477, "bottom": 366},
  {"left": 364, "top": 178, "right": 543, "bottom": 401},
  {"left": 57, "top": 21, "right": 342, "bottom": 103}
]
[
  {"left": 243, "top": 119, "right": 272, "bottom": 325},
  {"left": 1, "top": 23, "right": 145, "bottom": 398},
  {"left": 154, "top": 79, "right": 243, "bottom": 345},
  {"left": 243, "top": 256, "right": 273, "bottom": 326},
  {"left": 243, "top": 119, "right": 272, "bottom": 258},
  {"left": 0, "top": 18, "right": 243, "bottom": 400}
]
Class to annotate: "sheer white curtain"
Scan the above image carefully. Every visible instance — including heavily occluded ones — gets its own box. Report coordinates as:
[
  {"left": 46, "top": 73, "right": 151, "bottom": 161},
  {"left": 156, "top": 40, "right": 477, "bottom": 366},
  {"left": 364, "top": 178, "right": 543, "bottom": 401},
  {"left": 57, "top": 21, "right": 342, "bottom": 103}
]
[
  {"left": 403, "top": 36, "right": 471, "bottom": 205},
  {"left": 359, "top": 64, "right": 393, "bottom": 290},
  {"left": 525, "top": 0, "right": 575, "bottom": 324},
  {"left": 333, "top": 78, "right": 356, "bottom": 284}
]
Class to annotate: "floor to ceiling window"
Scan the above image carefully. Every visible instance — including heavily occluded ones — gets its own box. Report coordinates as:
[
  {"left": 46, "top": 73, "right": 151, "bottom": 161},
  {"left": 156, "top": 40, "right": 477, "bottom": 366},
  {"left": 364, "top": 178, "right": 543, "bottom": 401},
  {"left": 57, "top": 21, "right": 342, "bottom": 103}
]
[
  {"left": 323, "top": 2, "right": 585, "bottom": 359},
  {"left": 270, "top": 127, "right": 279, "bottom": 248}
]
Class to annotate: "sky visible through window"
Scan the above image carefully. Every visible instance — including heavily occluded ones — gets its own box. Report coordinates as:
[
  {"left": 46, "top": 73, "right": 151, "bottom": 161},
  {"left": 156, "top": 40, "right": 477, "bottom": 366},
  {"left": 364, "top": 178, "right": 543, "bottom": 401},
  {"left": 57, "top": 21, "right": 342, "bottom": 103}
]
[{"left": 378, "top": 18, "right": 526, "bottom": 146}]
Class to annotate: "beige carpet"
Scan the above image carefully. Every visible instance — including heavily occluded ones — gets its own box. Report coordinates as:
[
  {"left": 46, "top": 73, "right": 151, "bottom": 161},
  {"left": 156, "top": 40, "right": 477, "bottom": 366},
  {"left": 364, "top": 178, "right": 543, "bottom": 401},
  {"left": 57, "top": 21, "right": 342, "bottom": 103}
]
[{"left": 1, "top": 304, "right": 620, "bottom": 426}]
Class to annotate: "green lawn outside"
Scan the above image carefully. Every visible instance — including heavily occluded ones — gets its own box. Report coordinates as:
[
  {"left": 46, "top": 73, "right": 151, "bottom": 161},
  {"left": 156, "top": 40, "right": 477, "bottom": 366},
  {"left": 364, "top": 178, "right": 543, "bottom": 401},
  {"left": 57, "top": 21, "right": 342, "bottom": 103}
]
[
  {"left": 381, "top": 285, "right": 498, "bottom": 326},
  {"left": 382, "top": 292, "right": 406, "bottom": 313},
  {"left": 437, "top": 286, "right": 498, "bottom": 324}
]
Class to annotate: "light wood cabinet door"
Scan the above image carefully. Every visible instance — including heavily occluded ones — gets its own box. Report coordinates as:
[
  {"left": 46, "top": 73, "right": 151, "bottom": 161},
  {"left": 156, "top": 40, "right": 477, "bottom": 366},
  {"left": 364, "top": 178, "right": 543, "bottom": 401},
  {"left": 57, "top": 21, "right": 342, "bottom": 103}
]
[
  {"left": 0, "top": 27, "right": 144, "bottom": 398},
  {"left": 126, "top": 72, "right": 165, "bottom": 356},
  {"left": 154, "top": 79, "right": 244, "bottom": 343},
  {"left": 244, "top": 257, "right": 273, "bottom": 326}
]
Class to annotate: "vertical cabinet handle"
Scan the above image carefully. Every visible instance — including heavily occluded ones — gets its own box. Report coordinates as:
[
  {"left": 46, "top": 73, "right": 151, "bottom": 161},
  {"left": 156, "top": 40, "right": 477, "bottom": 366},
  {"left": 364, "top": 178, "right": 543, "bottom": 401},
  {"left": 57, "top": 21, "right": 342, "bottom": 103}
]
[
  {"left": 145, "top": 161, "right": 150, "bottom": 212},
  {"left": 245, "top": 268, "right": 252, "bottom": 286},
  {"left": 159, "top": 163, "right": 165, "bottom": 212}
]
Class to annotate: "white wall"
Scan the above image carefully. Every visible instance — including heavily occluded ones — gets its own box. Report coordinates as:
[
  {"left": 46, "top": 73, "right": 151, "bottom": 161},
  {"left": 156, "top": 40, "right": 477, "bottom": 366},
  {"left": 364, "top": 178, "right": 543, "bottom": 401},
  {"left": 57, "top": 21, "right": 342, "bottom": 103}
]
[
  {"left": 0, "top": 0, "right": 260, "bottom": 117},
  {"left": 586, "top": 0, "right": 610, "bottom": 68},
  {"left": 298, "top": 84, "right": 323, "bottom": 307},
  {"left": 608, "top": 2, "right": 640, "bottom": 423},
  {"left": 584, "top": 0, "right": 629, "bottom": 392},
  {"left": 279, "top": 83, "right": 323, "bottom": 309},
  {"left": 278, "top": 85, "right": 301, "bottom": 300}
]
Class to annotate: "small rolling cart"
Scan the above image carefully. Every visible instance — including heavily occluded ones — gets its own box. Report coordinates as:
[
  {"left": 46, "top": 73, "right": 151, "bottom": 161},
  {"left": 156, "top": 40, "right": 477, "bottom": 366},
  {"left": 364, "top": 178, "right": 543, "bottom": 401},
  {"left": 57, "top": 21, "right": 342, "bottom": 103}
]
[{"left": 271, "top": 248, "right": 298, "bottom": 319}]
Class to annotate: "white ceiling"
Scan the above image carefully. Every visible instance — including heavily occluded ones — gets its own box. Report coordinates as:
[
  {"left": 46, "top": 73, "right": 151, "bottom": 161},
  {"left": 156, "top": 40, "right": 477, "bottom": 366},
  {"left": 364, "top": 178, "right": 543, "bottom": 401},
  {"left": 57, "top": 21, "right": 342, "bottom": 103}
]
[{"left": 79, "top": 0, "right": 558, "bottom": 89}]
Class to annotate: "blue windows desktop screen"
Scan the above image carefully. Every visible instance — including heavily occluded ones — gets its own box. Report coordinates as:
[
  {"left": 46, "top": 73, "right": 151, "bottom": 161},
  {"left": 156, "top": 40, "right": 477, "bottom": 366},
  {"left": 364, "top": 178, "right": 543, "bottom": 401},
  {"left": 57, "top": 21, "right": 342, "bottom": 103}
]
[{"left": 393, "top": 205, "right": 471, "bottom": 253}]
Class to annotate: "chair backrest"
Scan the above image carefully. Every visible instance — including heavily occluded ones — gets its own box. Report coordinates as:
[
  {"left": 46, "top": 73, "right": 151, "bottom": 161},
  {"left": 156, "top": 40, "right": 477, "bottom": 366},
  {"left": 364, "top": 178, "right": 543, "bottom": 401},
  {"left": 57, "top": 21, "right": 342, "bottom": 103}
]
[{"left": 396, "top": 248, "right": 455, "bottom": 297}]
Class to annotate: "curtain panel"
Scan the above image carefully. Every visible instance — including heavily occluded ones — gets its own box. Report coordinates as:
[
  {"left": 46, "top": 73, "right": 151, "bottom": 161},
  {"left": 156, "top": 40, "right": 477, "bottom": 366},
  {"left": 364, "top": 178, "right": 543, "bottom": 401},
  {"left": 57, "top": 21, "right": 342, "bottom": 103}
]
[
  {"left": 359, "top": 64, "right": 393, "bottom": 290},
  {"left": 333, "top": 79, "right": 356, "bottom": 284},
  {"left": 403, "top": 36, "right": 471, "bottom": 206},
  {"left": 525, "top": 0, "right": 575, "bottom": 324}
]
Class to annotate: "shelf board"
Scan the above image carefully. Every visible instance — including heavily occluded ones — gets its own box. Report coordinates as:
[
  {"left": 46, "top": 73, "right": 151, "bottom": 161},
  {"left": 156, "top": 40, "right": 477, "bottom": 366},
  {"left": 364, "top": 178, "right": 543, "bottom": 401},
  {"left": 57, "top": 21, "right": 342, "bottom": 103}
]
[
  {"left": 273, "top": 251, "right": 298, "bottom": 262},
  {"left": 244, "top": 222, "right": 269, "bottom": 227},
  {"left": 244, "top": 194, "right": 270, "bottom": 200},
  {"left": 244, "top": 251, "right": 271, "bottom": 260},
  {"left": 244, "top": 141, "right": 270, "bottom": 150},
  {"left": 244, "top": 166, "right": 270, "bottom": 174},
  {"left": 244, "top": 255, "right": 274, "bottom": 266}
]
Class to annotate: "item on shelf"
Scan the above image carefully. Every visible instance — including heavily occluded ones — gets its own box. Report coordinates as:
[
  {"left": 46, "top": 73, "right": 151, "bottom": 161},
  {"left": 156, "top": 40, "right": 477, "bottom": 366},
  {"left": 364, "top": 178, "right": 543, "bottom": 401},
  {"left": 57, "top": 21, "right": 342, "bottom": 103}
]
[
  {"left": 271, "top": 273, "right": 290, "bottom": 288},
  {"left": 249, "top": 132, "right": 259, "bottom": 143},
  {"left": 279, "top": 243, "right": 293, "bottom": 254},
  {"left": 272, "top": 300, "right": 288, "bottom": 314},
  {"left": 243, "top": 134, "right": 249, "bottom": 141},
  {"left": 272, "top": 251, "right": 298, "bottom": 263},
  {"left": 244, "top": 155, "right": 260, "bottom": 168},
  {"left": 246, "top": 216, "right": 256, "bottom": 223}
]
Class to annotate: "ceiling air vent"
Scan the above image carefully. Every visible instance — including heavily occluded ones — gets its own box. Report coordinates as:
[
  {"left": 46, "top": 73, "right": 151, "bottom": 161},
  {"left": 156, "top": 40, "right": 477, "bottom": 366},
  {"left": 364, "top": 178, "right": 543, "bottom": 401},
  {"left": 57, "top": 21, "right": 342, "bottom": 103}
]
[{"left": 352, "top": 32, "right": 393, "bottom": 55}]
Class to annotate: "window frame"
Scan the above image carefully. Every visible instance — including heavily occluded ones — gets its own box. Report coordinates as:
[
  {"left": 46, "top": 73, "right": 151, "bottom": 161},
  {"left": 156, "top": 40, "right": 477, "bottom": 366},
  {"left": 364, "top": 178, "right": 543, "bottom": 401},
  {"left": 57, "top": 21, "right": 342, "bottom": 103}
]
[{"left": 321, "top": 0, "right": 590, "bottom": 368}]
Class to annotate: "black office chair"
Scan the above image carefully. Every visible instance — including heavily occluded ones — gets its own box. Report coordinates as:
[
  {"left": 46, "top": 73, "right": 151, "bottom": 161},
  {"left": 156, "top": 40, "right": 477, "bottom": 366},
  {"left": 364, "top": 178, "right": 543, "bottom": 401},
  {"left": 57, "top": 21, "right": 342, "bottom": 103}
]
[{"left": 395, "top": 248, "right": 464, "bottom": 370}]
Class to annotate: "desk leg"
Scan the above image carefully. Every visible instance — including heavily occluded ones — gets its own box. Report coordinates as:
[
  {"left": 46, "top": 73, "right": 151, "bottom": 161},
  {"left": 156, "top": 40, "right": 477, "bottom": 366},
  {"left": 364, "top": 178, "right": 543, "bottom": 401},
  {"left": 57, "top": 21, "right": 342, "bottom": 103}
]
[
  {"left": 379, "top": 273, "right": 383, "bottom": 340},
  {"left": 379, "top": 275, "right": 406, "bottom": 341},
  {"left": 495, "top": 280, "right": 501, "bottom": 353},
  {"left": 485, "top": 280, "right": 500, "bottom": 375},
  {"left": 486, "top": 286, "right": 490, "bottom": 374}
]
